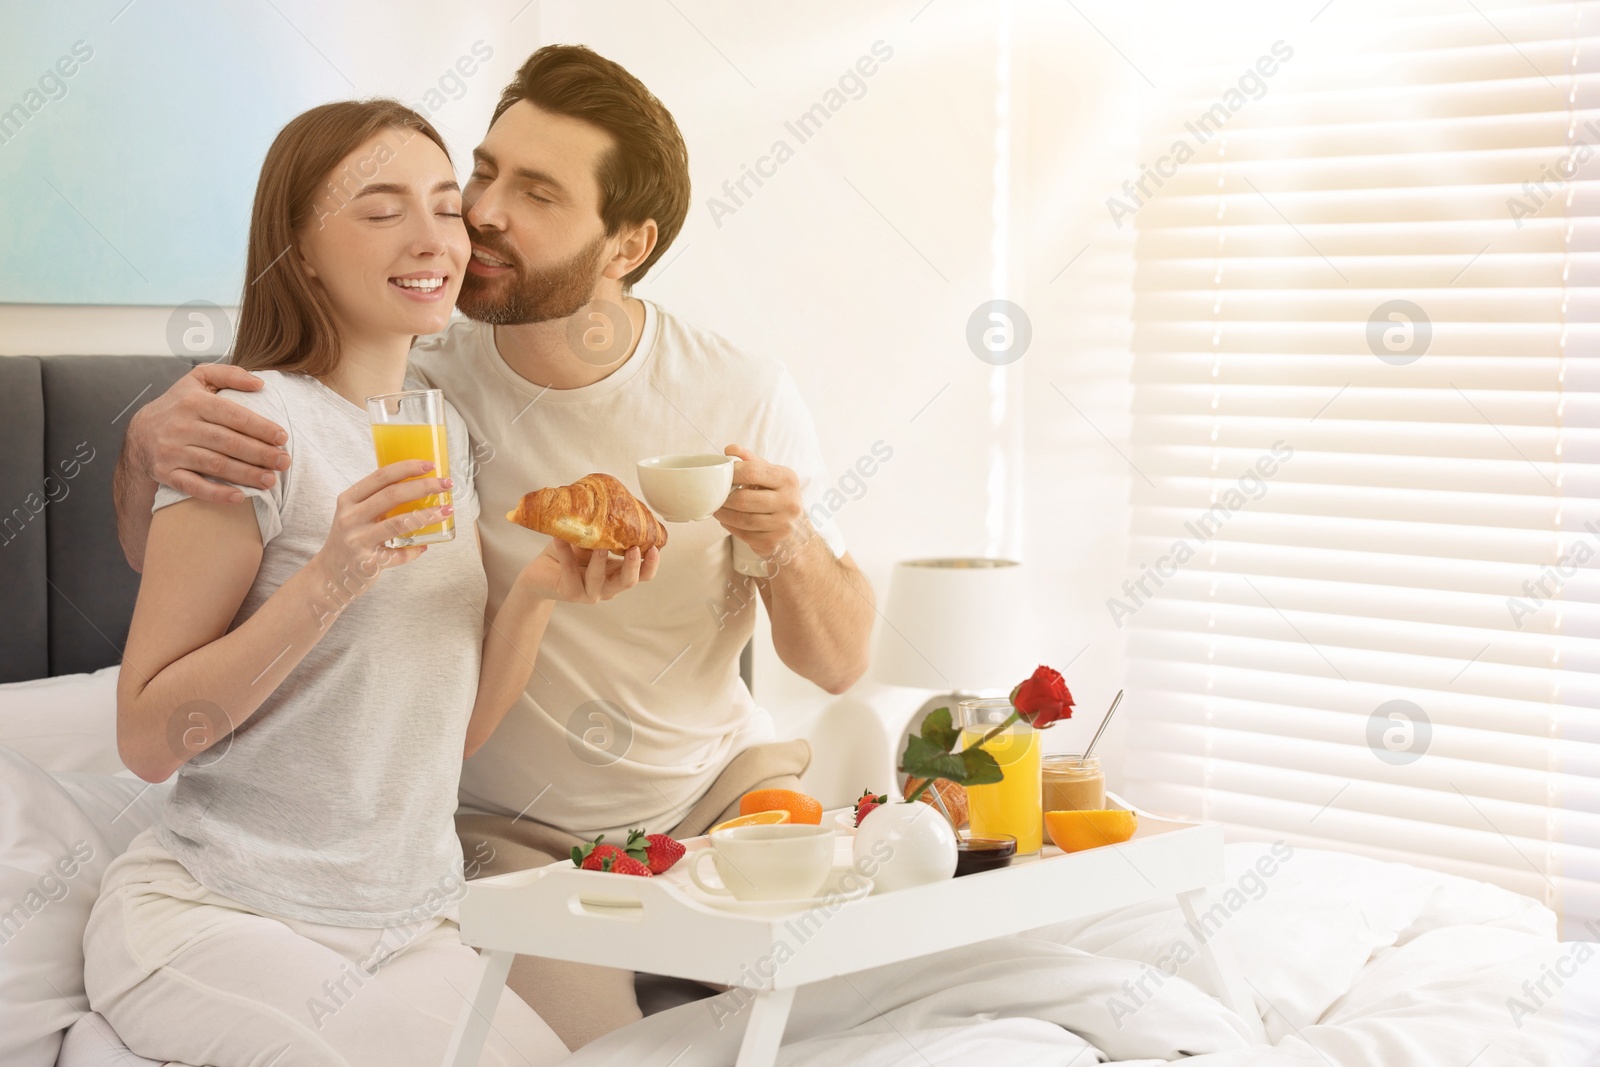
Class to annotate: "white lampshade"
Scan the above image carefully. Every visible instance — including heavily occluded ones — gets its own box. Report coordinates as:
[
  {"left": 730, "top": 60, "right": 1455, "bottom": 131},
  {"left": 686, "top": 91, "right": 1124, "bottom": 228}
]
[{"left": 873, "top": 558, "right": 1036, "bottom": 692}]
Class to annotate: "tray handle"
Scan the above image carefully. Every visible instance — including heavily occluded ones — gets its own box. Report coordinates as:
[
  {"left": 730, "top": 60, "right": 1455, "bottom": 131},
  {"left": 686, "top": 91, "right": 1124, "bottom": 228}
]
[
  {"left": 566, "top": 894, "right": 647, "bottom": 922},
  {"left": 1106, "top": 790, "right": 1160, "bottom": 819}
]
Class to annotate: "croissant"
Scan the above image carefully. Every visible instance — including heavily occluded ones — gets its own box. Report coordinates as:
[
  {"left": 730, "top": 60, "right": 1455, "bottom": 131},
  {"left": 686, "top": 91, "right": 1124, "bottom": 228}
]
[{"left": 505, "top": 473, "right": 668, "bottom": 552}]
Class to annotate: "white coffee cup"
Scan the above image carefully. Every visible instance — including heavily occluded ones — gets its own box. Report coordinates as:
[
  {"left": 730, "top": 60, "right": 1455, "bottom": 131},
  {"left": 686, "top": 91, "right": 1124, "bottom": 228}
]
[
  {"left": 636, "top": 453, "right": 736, "bottom": 522},
  {"left": 637, "top": 452, "right": 772, "bottom": 577},
  {"left": 689, "top": 824, "right": 835, "bottom": 901}
]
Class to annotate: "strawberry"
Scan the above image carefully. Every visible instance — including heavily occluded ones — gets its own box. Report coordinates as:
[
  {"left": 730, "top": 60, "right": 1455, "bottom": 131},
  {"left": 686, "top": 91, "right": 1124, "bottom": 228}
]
[
  {"left": 580, "top": 847, "right": 627, "bottom": 872},
  {"left": 571, "top": 834, "right": 631, "bottom": 870},
  {"left": 599, "top": 853, "right": 653, "bottom": 877},
  {"left": 627, "top": 828, "right": 685, "bottom": 875},
  {"left": 855, "top": 788, "right": 889, "bottom": 827},
  {"left": 577, "top": 846, "right": 626, "bottom": 871}
]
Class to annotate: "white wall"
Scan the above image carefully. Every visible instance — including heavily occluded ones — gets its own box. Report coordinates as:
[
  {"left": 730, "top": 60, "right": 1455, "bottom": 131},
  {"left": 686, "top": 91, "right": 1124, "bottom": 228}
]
[{"left": 0, "top": 305, "right": 187, "bottom": 355}]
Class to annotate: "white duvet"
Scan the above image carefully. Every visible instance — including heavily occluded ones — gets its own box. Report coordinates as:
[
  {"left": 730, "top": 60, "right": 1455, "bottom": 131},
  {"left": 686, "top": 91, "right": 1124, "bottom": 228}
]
[{"left": 562, "top": 844, "right": 1600, "bottom": 1067}]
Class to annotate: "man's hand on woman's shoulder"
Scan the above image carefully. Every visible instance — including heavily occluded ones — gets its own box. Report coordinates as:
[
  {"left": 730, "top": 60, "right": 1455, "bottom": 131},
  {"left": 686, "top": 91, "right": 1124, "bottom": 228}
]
[
  {"left": 116, "top": 363, "right": 296, "bottom": 572},
  {"left": 129, "top": 363, "right": 292, "bottom": 504}
]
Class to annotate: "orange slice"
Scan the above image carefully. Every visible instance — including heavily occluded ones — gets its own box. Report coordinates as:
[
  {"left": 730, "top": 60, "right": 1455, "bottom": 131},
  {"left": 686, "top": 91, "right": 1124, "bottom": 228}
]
[
  {"left": 1045, "top": 809, "right": 1139, "bottom": 853},
  {"left": 738, "top": 788, "right": 823, "bottom": 826},
  {"left": 710, "top": 810, "right": 791, "bottom": 834}
]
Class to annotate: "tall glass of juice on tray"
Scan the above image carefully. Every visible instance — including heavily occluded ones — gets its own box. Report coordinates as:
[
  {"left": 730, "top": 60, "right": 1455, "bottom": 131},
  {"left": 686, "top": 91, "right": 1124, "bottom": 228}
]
[
  {"left": 958, "top": 697, "right": 1043, "bottom": 854},
  {"left": 365, "top": 388, "right": 454, "bottom": 546}
]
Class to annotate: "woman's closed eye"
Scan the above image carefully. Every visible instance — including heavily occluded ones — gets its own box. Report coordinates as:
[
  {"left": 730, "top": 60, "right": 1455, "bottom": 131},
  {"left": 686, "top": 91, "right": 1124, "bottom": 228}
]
[
  {"left": 363, "top": 210, "right": 462, "bottom": 221},
  {"left": 361, "top": 214, "right": 457, "bottom": 225}
]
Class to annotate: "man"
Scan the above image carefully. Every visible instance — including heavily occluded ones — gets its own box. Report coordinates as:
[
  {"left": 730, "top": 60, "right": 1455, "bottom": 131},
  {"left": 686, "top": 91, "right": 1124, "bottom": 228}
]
[{"left": 112, "top": 44, "right": 875, "bottom": 1048}]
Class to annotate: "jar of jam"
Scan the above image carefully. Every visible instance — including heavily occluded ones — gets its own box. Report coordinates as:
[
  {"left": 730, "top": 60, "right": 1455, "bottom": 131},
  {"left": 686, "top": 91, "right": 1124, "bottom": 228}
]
[
  {"left": 1041, "top": 754, "right": 1104, "bottom": 813},
  {"left": 954, "top": 835, "right": 1017, "bottom": 876}
]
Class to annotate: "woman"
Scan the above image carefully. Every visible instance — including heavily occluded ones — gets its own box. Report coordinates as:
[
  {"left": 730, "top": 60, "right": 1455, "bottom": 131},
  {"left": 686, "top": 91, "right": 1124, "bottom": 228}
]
[{"left": 82, "top": 100, "right": 656, "bottom": 1066}]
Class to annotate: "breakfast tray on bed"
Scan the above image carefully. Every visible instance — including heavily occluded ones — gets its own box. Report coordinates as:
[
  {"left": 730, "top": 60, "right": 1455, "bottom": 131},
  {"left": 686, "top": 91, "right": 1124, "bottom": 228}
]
[{"left": 443, "top": 793, "right": 1264, "bottom": 1066}]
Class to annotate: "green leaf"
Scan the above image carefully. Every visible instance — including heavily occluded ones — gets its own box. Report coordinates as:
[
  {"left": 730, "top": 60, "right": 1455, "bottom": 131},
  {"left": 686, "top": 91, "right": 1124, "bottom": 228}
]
[
  {"left": 899, "top": 705, "right": 1013, "bottom": 787},
  {"left": 958, "top": 746, "right": 1004, "bottom": 786},
  {"left": 899, "top": 733, "right": 951, "bottom": 774},
  {"left": 917, "top": 706, "right": 960, "bottom": 752},
  {"left": 928, "top": 749, "right": 971, "bottom": 781},
  {"left": 902, "top": 735, "right": 981, "bottom": 785}
]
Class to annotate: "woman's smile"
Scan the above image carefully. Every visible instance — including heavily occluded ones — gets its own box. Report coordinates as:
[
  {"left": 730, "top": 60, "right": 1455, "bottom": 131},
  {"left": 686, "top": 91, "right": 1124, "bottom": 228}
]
[{"left": 389, "top": 270, "right": 450, "bottom": 302}]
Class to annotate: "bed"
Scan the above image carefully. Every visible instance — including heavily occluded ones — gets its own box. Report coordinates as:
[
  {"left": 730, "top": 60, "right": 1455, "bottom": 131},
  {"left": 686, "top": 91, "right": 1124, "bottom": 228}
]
[{"left": 3, "top": 354, "right": 1598, "bottom": 1066}]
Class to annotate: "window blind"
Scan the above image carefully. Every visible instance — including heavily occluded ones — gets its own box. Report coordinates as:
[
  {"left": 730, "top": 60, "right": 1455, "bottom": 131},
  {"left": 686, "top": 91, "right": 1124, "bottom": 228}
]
[{"left": 1121, "top": 0, "right": 1600, "bottom": 938}]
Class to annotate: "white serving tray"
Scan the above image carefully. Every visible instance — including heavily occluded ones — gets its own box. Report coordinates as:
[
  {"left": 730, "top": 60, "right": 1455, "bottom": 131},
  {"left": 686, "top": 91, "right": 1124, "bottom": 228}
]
[
  {"left": 445, "top": 793, "right": 1264, "bottom": 1066},
  {"left": 457, "top": 794, "right": 1218, "bottom": 989}
]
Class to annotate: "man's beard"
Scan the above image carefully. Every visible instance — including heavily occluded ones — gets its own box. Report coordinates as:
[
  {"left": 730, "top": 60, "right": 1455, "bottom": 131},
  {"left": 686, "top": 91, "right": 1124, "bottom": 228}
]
[{"left": 457, "top": 230, "right": 608, "bottom": 326}]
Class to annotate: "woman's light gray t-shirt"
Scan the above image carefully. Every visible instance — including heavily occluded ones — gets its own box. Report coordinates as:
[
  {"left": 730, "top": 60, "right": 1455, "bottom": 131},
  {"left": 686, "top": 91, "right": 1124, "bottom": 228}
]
[{"left": 150, "top": 369, "right": 487, "bottom": 928}]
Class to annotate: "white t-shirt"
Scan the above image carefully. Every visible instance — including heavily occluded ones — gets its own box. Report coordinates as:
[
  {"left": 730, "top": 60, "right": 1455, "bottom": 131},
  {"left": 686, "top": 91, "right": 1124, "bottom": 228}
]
[
  {"left": 410, "top": 302, "right": 845, "bottom": 839},
  {"left": 151, "top": 370, "right": 487, "bottom": 927}
]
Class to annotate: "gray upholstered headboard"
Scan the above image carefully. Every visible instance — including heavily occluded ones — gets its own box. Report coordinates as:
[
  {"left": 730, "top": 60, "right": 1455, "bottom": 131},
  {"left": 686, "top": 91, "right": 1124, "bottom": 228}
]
[{"left": 0, "top": 355, "right": 203, "bottom": 683}]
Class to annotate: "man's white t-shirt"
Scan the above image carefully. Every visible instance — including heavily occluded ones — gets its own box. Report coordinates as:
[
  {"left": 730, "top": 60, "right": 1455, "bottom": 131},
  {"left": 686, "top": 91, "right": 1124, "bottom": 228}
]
[{"left": 410, "top": 301, "right": 845, "bottom": 840}]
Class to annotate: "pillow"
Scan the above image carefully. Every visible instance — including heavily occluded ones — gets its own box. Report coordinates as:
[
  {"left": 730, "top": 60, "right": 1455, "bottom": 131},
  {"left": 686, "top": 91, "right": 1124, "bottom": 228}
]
[
  {"left": 0, "top": 667, "right": 123, "bottom": 776},
  {"left": 0, "top": 746, "right": 169, "bottom": 1067},
  {"left": 52, "top": 770, "right": 170, "bottom": 859}
]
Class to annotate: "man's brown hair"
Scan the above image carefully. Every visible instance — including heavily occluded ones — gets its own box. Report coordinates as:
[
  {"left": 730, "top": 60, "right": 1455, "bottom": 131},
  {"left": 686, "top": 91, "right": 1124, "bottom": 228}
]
[
  {"left": 491, "top": 45, "right": 690, "bottom": 288},
  {"left": 232, "top": 99, "right": 452, "bottom": 377}
]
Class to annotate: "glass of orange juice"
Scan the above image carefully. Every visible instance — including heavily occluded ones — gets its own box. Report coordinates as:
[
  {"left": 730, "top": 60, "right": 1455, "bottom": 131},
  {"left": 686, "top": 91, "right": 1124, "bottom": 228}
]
[
  {"left": 958, "top": 697, "right": 1042, "bottom": 855},
  {"left": 365, "top": 388, "right": 454, "bottom": 547}
]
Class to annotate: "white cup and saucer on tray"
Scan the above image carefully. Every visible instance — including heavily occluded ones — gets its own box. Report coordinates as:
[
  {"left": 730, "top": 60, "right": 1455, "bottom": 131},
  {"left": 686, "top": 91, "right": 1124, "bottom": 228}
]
[{"left": 684, "top": 823, "right": 872, "bottom": 914}]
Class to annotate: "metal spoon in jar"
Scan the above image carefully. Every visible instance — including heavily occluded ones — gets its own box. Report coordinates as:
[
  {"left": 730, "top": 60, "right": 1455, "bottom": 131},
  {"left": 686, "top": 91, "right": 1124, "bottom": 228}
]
[{"left": 1079, "top": 689, "right": 1123, "bottom": 766}]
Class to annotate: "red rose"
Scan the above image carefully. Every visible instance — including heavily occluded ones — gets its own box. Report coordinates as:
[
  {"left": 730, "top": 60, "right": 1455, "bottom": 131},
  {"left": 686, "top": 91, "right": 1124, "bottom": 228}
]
[{"left": 1010, "top": 666, "right": 1073, "bottom": 728}]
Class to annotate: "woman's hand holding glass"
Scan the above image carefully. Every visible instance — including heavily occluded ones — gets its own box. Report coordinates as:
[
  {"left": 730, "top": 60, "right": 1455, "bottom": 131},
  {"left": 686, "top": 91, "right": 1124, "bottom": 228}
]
[
  {"left": 312, "top": 459, "right": 454, "bottom": 597},
  {"left": 517, "top": 539, "right": 660, "bottom": 605}
]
